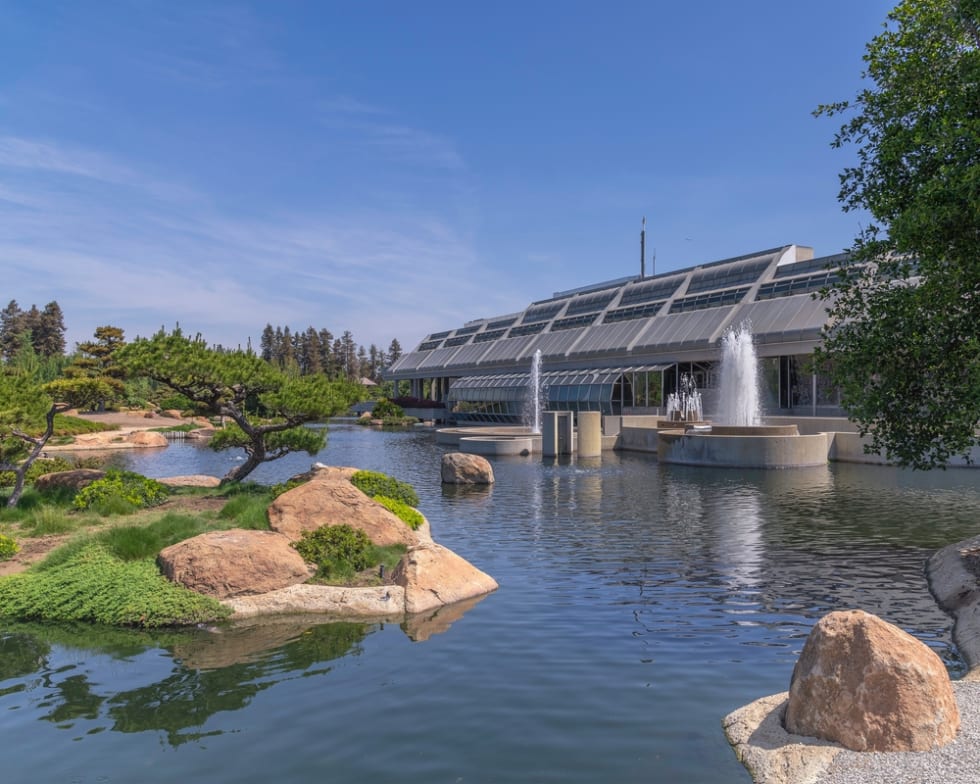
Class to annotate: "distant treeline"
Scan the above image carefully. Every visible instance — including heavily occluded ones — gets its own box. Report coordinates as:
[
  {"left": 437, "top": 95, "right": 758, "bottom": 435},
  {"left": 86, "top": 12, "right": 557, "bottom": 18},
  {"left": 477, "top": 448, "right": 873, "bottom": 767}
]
[
  {"left": 1, "top": 300, "right": 67, "bottom": 361},
  {"left": 0, "top": 299, "right": 406, "bottom": 389},
  {"left": 259, "top": 324, "right": 403, "bottom": 382}
]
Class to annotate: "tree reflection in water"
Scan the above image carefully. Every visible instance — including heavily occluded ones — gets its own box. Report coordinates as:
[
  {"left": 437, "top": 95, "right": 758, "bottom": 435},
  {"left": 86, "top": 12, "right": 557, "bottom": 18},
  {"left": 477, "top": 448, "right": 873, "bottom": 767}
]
[{"left": 1, "top": 620, "right": 372, "bottom": 747}]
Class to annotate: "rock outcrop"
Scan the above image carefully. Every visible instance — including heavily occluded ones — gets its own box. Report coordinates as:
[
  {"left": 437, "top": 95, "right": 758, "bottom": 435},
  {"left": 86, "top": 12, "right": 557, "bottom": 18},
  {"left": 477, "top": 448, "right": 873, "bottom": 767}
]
[
  {"left": 723, "top": 692, "right": 842, "bottom": 784},
  {"left": 784, "top": 609, "right": 960, "bottom": 751},
  {"left": 927, "top": 534, "right": 980, "bottom": 675},
  {"left": 157, "top": 474, "right": 222, "bottom": 488},
  {"left": 61, "top": 429, "right": 168, "bottom": 449},
  {"left": 127, "top": 430, "right": 169, "bottom": 447},
  {"left": 267, "top": 469, "right": 430, "bottom": 546},
  {"left": 157, "top": 464, "right": 497, "bottom": 623},
  {"left": 34, "top": 468, "right": 106, "bottom": 492},
  {"left": 158, "top": 529, "right": 314, "bottom": 599},
  {"left": 393, "top": 541, "right": 499, "bottom": 614},
  {"left": 224, "top": 583, "right": 405, "bottom": 620},
  {"left": 441, "top": 452, "right": 495, "bottom": 485}
]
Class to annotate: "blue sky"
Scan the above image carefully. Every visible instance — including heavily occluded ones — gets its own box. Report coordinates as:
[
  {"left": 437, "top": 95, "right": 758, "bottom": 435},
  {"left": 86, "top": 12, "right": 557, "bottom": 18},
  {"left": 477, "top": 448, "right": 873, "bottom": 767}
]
[{"left": 0, "top": 1, "right": 893, "bottom": 354}]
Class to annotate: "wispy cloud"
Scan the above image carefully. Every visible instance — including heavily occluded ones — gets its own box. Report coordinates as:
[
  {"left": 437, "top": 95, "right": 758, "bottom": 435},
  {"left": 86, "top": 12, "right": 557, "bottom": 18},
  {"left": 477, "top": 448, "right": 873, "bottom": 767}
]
[
  {"left": 0, "top": 135, "right": 510, "bottom": 352},
  {"left": 319, "top": 98, "right": 466, "bottom": 172},
  {"left": 0, "top": 136, "right": 136, "bottom": 183},
  {"left": 363, "top": 124, "right": 466, "bottom": 171}
]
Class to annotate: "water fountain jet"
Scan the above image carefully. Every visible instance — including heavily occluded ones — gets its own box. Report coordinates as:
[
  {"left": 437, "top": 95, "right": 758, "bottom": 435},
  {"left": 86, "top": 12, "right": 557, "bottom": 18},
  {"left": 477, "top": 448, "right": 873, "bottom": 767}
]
[
  {"left": 657, "top": 321, "right": 828, "bottom": 468},
  {"left": 524, "top": 349, "right": 544, "bottom": 434},
  {"left": 718, "top": 323, "right": 761, "bottom": 427}
]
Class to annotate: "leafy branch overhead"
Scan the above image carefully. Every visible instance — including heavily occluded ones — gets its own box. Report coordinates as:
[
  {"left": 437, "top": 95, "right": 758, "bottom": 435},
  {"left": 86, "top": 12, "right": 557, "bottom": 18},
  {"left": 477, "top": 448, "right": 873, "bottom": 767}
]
[{"left": 814, "top": 0, "right": 980, "bottom": 469}]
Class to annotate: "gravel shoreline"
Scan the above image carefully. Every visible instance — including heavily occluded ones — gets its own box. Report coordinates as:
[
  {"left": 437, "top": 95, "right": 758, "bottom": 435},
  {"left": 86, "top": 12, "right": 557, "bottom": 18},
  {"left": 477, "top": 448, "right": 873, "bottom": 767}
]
[
  {"left": 726, "top": 534, "right": 980, "bottom": 784},
  {"left": 817, "top": 680, "right": 980, "bottom": 784}
]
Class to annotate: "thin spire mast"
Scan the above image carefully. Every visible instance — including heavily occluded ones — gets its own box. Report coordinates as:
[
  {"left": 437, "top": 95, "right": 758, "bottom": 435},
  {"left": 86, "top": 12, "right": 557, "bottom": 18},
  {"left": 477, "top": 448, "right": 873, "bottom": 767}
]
[{"left": 640, "top": 216, "right": 646, "bottom": 278}]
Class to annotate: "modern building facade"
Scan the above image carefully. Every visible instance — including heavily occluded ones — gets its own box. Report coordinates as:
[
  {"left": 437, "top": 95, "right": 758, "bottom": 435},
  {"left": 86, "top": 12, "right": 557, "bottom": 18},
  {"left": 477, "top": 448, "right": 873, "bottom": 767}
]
[{"left": 385, "top": 244, "right": 847, "bottom": 424}]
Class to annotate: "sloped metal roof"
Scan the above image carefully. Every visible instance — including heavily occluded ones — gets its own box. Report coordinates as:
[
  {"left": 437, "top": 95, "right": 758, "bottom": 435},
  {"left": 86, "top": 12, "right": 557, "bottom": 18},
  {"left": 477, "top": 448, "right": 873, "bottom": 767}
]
[{"left": 387, "top": 246, "right": 845, "bottom": 380}]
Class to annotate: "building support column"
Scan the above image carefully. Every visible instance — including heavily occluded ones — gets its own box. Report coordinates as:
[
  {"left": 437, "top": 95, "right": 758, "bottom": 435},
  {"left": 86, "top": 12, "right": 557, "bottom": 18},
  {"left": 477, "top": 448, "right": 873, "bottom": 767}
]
[{"left": 577, "top": 411, "right": 602, "bottom": 458}]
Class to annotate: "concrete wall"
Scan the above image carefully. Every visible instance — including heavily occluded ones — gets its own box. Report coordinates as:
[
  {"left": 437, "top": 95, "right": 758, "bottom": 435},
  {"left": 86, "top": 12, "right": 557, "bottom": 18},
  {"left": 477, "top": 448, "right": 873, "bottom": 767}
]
[
  {"left": 828, "top": 431, "right": 980, "bottom": 467},
  {"left": 617, "top": 426, "right": 660, "bottom": 453},
  {"left": 658, "top": 430, "right": 831, "bottom": 469},
  {"left": 764, "top": 416, "right": 860, "bottom": 435}
]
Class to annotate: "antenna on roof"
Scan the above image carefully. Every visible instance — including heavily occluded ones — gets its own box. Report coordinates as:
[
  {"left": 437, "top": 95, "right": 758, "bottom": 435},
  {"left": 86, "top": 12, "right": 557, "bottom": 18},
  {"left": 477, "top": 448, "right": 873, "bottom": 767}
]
[{"left": 640, "top": 217, "right": 646, "bottom": 279}]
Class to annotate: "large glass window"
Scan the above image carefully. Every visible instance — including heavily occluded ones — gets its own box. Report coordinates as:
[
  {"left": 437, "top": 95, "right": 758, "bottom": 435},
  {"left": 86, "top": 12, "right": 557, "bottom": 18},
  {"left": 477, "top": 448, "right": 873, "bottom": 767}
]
[{"left": 448, "top": 366, "right": 667, "bottom": 423}]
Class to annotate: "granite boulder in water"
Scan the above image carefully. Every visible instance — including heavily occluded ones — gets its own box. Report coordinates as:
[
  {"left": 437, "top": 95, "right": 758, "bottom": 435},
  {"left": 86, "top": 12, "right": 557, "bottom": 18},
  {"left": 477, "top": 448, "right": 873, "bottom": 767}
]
[{"left": 441, "top": 452, "right": 494, "bottom": 485}]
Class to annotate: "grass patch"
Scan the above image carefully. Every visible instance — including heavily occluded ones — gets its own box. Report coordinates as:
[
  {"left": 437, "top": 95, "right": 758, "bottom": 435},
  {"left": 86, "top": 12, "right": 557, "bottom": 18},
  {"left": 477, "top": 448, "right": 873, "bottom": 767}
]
[
  {"left": 149, "top": 423, "right": 198, "bottom": 433},
  {"left": 0, "top": 543, "right": 230, "bottom": 627},
  {"left": 218, "top": 493, "right": 273, "bottom": 529},
  {"left": 372, "top": 543, "right": 406, "bottom": 577},
  {"left": 53, "top": 415, "right": 119, "bottom": 436},
  {"left": 18, "top": 506, "right": 83, "bottom": 536},
  {"left": 96, "top": 514, "right": 208, "bottom": 561}
]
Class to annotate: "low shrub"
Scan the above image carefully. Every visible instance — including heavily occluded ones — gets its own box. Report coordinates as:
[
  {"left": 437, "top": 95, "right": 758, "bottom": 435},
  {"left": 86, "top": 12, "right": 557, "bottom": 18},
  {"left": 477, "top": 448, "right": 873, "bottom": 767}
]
[
  {"left": 390, "top": 396, "right": 444, "bottom": 409},
  {"left": 0, "top": 543, "right": 230, "bottom": 627},
  {"left": 350, "top": 470, "right": 419, "bottom": 508},
  {"left": 371, "top": 398, "right": 404, "bottom": 419},
  {"left": 356, "top": 414, "right": 420, "bottom": 428},
  {"left": 0, "top": 455, "right": 82, "bottom": 488},
  {"left": 270, "top": 478, "right": 305, "bottom": 498},
  {"left": 73, "top": 470, "right": 169, "bottom": 514},
  {"left": 293, "top": 524, "right": 374, "bottom": 580},
  {"left": 157, "top": 393, "right": 197, "bottom": 412},
  {"left": 374, "top": 495, "right": 425, "bottom": 530},
  {"left": 0, "top": 533, "right": 19, "bottom": 560}
]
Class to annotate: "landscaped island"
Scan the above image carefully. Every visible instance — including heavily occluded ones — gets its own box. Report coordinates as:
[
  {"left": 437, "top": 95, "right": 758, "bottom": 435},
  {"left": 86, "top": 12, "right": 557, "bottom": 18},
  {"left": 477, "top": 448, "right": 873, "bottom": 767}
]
[{"left": 0, "top": 462, "right": 497, "bottom": 629}]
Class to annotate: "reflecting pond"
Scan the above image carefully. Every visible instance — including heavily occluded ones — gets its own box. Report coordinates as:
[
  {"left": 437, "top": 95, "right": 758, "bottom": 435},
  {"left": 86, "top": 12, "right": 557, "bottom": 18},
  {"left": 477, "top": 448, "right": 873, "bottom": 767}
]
[{"left": 2, "top": 423, "right": 980, "bottom": 783}]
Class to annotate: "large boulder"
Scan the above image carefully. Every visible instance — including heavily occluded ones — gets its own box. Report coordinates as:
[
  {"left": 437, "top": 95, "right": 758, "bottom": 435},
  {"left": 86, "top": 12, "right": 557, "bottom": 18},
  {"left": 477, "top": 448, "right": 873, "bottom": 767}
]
[
  {"left": 392, "top": 542, "right": 498, "bottom": 615},
  {"left": 441, "top": 452, "right": 495, "bottom": 485},
  {"left": 268, "top": 475, "right": 427, "bottom": 547},
  {"left": 128, "top": 430, "right": 169, "bottom": 447},
  {"left": 784, "top": 609, "right": 960, "bottom": 751},
  {"left": 33, "top": 468, "right": 106, "bottom": 492},
  {"left": 158, "top": 529, "right": 314, "bottom": 599}
]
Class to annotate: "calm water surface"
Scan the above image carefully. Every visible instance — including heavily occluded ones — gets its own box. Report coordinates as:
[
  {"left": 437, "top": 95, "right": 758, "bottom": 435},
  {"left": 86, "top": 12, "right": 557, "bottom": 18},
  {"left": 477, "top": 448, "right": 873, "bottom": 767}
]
[{"left": 3, "top": 424, "right": 980, "bottom": 783}]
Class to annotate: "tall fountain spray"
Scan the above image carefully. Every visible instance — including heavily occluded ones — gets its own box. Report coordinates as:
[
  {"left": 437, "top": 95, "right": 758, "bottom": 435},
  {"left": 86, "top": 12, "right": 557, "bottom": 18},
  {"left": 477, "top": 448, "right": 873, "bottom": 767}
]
[
  {"left": 717, "top": 322, "right": 761, "bottom": 426},
  {"left": 525, "top": 349, "right": 543, "bottom": 433}
]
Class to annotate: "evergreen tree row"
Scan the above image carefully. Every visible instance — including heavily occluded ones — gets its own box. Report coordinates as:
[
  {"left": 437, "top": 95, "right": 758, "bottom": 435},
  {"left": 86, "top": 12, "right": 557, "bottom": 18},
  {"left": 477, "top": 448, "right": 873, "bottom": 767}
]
[
  {"left": 258, "top": 324, "right": 403, "bottom": 382},
  {"left": 0, "top": 299, "right": 407, "bottom": 392},
  {"left": 0, "top": 300, "right": 67, "bottom": 360}
]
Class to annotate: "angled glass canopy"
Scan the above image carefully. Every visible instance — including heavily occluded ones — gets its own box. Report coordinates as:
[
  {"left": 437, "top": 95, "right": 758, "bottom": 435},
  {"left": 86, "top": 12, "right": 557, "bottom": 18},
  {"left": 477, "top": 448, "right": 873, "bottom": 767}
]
[{"left": 448, "top": 365, "right": 669, "bottom": 423}]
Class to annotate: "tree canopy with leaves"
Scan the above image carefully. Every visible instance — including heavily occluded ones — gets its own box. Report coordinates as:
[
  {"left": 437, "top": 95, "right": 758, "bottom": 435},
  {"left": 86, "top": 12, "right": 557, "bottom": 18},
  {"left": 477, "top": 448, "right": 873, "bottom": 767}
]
[
  {"left": 63, "top": 325, "right": 128, "bottom": 410},
  {"left": 814, "top": 0, "right": 980, "bottom": 469},
  {"left": 0, "top": 300, "right": 67, "bottom": 361},
  {"left": 0, "top": 374, "right": 70, "bottom": 507},
  {"left": 118, "top": 329, "right": 364, "bottom": 482}
]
